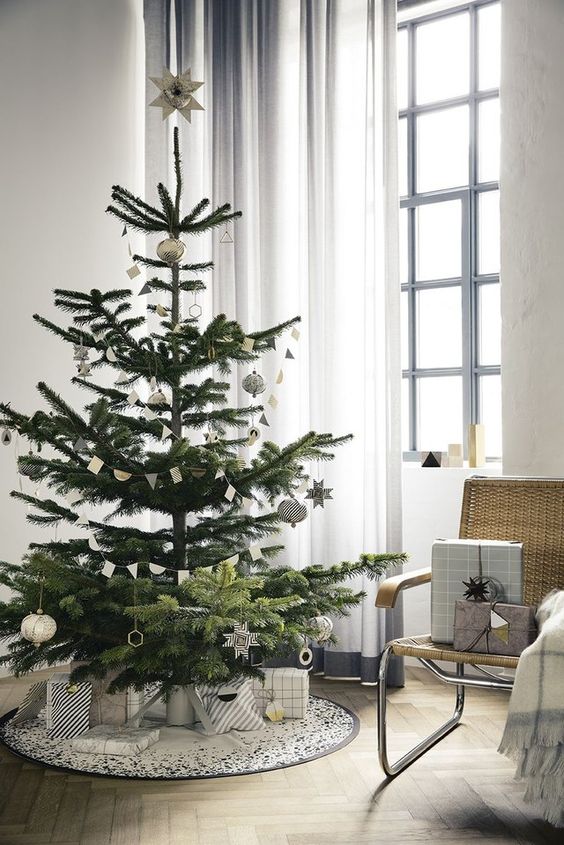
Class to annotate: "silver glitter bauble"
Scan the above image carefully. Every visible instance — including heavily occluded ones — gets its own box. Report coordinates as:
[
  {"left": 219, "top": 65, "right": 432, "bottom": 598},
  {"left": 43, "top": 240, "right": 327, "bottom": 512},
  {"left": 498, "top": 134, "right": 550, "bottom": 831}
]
[
  {"left": 20, "top": 610, "right": 57, "bottom": 648},
  {"left": 242, "top": 370, "right": 266, "bottom": 398},
  {"left": 156, "top": 238, "right": 186, "bottom": 263},
  {"left": 308, "top": 615, "right": 333, "bottom": 644},
  {"left": 277, "top": 498, "right": 307, "bottom": 528}
]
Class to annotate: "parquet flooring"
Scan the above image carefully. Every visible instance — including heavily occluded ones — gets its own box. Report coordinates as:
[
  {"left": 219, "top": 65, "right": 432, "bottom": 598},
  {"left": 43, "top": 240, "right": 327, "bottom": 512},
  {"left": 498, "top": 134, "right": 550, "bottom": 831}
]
[{"left": 0, "top": 666, "right": 560, "bottom": 844}]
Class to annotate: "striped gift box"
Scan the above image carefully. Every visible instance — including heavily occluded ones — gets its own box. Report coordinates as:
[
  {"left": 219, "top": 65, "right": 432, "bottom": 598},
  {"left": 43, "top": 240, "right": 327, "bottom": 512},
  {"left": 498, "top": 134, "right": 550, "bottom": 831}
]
[
  {"left": 11, "top": 681, "right": 48, "bottom": 726},
  {"left": 197, "top": 676, "right": 264, "bottom": 734},
  {"left": 46, "top": 673, "right": 92, "bottom": 739}
]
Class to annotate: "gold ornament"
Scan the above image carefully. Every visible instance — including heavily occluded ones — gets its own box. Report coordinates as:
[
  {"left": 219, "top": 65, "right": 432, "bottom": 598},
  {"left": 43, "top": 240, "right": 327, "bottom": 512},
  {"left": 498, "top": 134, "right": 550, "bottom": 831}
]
[
  {"left": 265, "top": 700, "right": 285, "bottom": 722},
  {"left": 156, "top": 238, "right": 186, "bottom": 263}
]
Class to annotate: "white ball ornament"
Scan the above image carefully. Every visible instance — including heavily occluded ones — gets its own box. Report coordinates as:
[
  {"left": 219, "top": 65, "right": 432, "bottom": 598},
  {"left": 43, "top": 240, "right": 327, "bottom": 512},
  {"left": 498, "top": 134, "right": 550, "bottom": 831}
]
[
  {"left": 242, "top": 370, "right": 266, "bottom": 398},
  {"left": 308, "top": 615, "right": 333, "bottom": 644},
  {"left": 156, "top": 238, "right": 186, "bottom": 264},
  {"left": 21, "top": 609, "right": 57, "bottom": 648}
]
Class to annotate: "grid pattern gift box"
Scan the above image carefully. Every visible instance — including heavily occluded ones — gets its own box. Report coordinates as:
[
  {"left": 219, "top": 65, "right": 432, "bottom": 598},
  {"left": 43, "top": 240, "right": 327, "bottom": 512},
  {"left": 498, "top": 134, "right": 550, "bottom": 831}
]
[
  {"left": 431, "top": 539, "right": 523, "bottom": 644},
  {"left": 251, "top": 668, "right": 309, "bottom": 719}
]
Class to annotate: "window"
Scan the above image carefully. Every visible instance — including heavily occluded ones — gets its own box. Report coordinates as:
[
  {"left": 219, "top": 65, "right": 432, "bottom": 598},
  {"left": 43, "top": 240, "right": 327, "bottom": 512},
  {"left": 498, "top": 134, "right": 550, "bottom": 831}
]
[{"left": 398, "top": 0, "right": 501, "bottom": 459}]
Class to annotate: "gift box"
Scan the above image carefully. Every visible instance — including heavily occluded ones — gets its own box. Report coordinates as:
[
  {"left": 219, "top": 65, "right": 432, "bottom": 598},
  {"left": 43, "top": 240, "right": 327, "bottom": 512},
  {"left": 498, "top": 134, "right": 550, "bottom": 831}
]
[
  {"left": 71, "top": 724, "right": 160, "bottom": 755},
  {"left": 453, "top": 600, "right": 537, "bottom": 656},
  {"left": 251, "top": 667, "right": 309, "bottom": 718},
  {"left": 46, "top": 672, "right": 92, "bottom": 739},
  {"left": 431, "top": 539, "right": 523, "bottom": 644},
  {"left": 70, "top": 662, "right": 144, "bottom": 726}
]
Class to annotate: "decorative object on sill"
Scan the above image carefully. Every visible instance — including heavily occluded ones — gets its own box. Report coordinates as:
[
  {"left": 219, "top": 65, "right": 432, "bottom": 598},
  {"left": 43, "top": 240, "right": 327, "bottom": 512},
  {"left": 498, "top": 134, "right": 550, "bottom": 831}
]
[
  {"left": 242, "top": 369, "right": 266, "bottom": 398},
  {"left": 453, "top": 599, "right": 537, "bottom": 657},
  {"left": 498, "top": 590, "right": 564, "bottom": 827},
  {"left": 1, "top": 428, "right": 12, "bottom": 445},
  {"left": 277, "top": 497, "right": 307, "bottom": 527},
  {"left": 196, "top": 676, "right": 264, "bottom": 733},
  {"left": 421, "top": 450, "right": 442, "bottom": 468},
  {"left": 251, "top": 668, "right": 310, "bottom": 719},
  {"left": 431, "top": 539, "right": 523, "bottom": 644},
  {"left": 447, "top": 443, "right": 463, "bottom": 467},
  {"left": 305, "top": 478, "right": 333, "bottom": 509},
  {"left": 71, "top": 724, "right": 160, "bottom": 756},
  {"left": 468, "top": 423, "right": 486, "bottom": 467},
  {"left": 20, "top": 576, "right": 57, "bottom": 648}
]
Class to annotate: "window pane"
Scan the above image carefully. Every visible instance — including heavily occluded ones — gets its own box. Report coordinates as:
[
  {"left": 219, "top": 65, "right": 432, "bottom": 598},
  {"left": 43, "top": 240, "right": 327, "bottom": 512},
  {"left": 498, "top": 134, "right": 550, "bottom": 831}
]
[
  {"left": 417, "top": 287, "right": 462, "bottom": 368},
  {"left": 416, "top": 13, "right": 470, "bottom": 105},
  {"left": 416, "top": 200, "right": 462, "bottom": 281},
  {"left": 478, "top": 283, "right": 501, "bottom": 366},
  {"left": 478, "top": 3, "right": 501, "bottom": 91},
  {"left": 418, "top": 376, "right": 463, "bottom": 450},
  {"left": 402, "top": 377, "right": 410, "bottom": 452},
  {"left": 479, "top": 374, "right": 502, "bottom": 457},
  {"left": 400, "top": 207, "right": 408, "bottom": 283},
  {"left": 399, "top": 117, "right": 408, "bottom": 197},
  {"left": 397, "top": 28, "right": 408, "bottom": 111},
  {"left": 401, "top": 291, "right": 409, "bottom": 371},
  {"left": 478, "top": 190, "right": 500, "bottom": 274},
  {"left": 478, "top": 98, "right": 500, "bottom": 183},
  {"left": 417, "top": 105, "right": 469, "bottom": 193}
]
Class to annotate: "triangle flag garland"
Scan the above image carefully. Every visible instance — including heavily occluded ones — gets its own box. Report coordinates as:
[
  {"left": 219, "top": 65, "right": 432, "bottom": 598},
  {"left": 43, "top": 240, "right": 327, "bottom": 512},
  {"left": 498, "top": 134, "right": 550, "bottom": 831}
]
[
  {"left": 178, "top": 570, "right": 191, "bottom": 584},
  {"left": 266, "top": 337, "right": 276, "bottom": 350},
  {"left": 145, "top": 473, "right": 158, "bottom": 490},
  {"left": 241, "top": 337, "right": 255, "bottom": 353},
  {"left": 149, "top": 563, "right": 166, "bottom": 575},
  {"left": 161, "top": 425, "right": 173, "bottom": 441},
  {"left": 88, "top": 533, "right": 101, "bottom": 551},
  {"left": 65, "top": 490, "right": 82, "bottom": 506},
  {"left": 121, "top": 226, "right": 127, "bottom": 237},
  {"left": 87, "top": 456, "right": 104, "bottom": 475},
  {"left": 127, "top": 563, "right": 138, "bottom": 579},
  {"left": 115, "top": 370, "right": 128, "bottom": 384},
  {"left": 224, "top": 554, "right": 240, "bottom": 566},
  {"left": 113, "top": 469, "right": 132, "bottom": 481},
  {"left": 138, "top": 283, "right": 152, "bottom": 296},
  {"left": 106, "top": 347, "right": 117, "bottom": 363},
  {"left": 285, "top": 348, "right": 294, "bottom": 359},
  {"left": 127, "top": 390, "right": 140, "bottom": 405},
  {"left": 220, "top": 230, "right": 233, "bottom": 243},
  {"left": 73, "top": 437, "right": 88, "bottom": 451},
  {"left": 75, "top": 514, "right": 89, "bottom": 526},
  {"left": 170, "top": 467, "right": 182, "bottom": 484},
  {"left": 224, "top": 484, "right": 237, "bottom": 502},
  {"left": 101, "top": 561, "right": 115, "bottom": 578},
  {"left": 258, "top": 413, "right": 269, "bottom": 427},
  {"left": 267, "top": 395, "right": 278, "bottom": 409},
  {"left": 291, "top": 327, "right": 300, "bottom": 341},
  {"left": 276, "top": 370, "right": 284, "bottom": 385},
  {"left": 215, "top": 469, "right": 225, "bottom": 479},
  {"left": 126, "top": 264, "right": 141, "bottom": 280}
]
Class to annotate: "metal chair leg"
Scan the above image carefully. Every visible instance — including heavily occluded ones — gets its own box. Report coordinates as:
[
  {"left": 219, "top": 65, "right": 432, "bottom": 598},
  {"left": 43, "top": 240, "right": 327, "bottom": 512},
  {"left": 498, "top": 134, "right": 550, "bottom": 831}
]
[{"left": 377, "top": 645, "right": 465, "bottom": 778}]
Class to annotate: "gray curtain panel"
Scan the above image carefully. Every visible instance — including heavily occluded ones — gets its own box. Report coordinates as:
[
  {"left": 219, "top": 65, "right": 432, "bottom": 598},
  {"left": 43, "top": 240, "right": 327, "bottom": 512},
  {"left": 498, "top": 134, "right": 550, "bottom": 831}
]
[{"left": 144, "top": 0, "right": 404, "bottom": 686}]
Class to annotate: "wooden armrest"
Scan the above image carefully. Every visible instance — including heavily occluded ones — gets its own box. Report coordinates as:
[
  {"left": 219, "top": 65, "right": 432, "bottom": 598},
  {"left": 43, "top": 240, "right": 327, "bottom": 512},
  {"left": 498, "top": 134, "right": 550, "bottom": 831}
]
[{"left": 375, "top": 567, "right": 432, "bottom": 609}]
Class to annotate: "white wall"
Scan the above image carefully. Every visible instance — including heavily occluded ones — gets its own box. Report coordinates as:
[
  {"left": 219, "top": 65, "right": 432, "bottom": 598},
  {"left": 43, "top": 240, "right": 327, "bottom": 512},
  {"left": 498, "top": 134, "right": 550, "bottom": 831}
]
[
  {"left": 0, "top": 0, "right": 144, "bottom": 602},
  {"left": 501, "top": 0, "right": 564, "bottom": 475}
]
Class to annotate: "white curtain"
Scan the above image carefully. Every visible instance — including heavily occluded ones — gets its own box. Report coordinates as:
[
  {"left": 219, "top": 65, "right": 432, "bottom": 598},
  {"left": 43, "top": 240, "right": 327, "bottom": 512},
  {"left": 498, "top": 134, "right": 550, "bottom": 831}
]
[{"left": 144, "top": 0, "right": 404, "bottom": 685}]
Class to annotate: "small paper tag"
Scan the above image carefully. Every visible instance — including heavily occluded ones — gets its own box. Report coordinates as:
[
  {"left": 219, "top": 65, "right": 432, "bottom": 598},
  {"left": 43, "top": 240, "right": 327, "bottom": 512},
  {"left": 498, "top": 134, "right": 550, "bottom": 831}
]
[
  {"left": 249, "top": 544, "right": 262, "bottom": 561},
  {"left": 127, "top": 390, "right": 140, "bottom": 405},
  {"left": 87, "top": 456, "right": 104, "bottom": 475},
  {"left": 291, "top": 327, "right": 300, "bottom": 341},
  {"left": 161, "top": 425, "right": 173, "bottom": 441},
  {"left": 88, "top": 533, "right": 101, "bottom": 551},
  {"left": 224, "top": 554, "right": 240, "bottom": 566},
  {"left": 143, "top": 407, "right": 158, "bottom": 421},
  {"left": 215, "top": 469, "right": 225, "bottom": 479},
  {"left": 241, "top": 337, "right": 255, "bottom": 352},
  {"left": 105, "top": 346, "right": 117, "bottom": 363},
  {"left": 126, "top": 264, "right": 141, "bottom": 280},
  {"left": 101, "top": 561, "right": 115, "bottom": 578},
  {"left": 276, "top": 370, "right": 284, "bottom": 384},
  {"left": 170, "top": 467, "right": 182, "bottom": 484},
  {"left": 224, "top": 484, "right": 237, "bottom": 502},
  {"left": 65, "top": 490, "right": 82, "bottom": 506}
]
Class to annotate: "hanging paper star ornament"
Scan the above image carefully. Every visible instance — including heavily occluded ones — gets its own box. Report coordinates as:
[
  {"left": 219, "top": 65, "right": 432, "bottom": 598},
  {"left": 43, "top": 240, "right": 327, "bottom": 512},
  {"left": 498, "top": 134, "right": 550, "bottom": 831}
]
[
  {"left": 305, "top": 479, "right": 333, "bottom": 509},
  {"left": 462, "top": 575, "right": 491, "bottom": 602},
  {"left": 223, "top": 622, "right": 259, "bottom": 659},
  {"left": 149, "top": 67, "right": 204, "bottom": 122}
]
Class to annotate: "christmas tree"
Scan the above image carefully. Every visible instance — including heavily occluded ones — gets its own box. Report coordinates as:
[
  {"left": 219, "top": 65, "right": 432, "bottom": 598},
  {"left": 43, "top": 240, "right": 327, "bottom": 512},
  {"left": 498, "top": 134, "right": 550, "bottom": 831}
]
[{"left": 0, "top": 121, "right": 405, "bottom": 699}]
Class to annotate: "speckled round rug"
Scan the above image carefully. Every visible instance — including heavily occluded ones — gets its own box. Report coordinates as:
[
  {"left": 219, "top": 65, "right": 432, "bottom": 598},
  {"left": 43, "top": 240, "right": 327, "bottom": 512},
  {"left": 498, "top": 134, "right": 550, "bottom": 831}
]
[{"left": 0, "top": 695, "right": 359, "bottom": 780}]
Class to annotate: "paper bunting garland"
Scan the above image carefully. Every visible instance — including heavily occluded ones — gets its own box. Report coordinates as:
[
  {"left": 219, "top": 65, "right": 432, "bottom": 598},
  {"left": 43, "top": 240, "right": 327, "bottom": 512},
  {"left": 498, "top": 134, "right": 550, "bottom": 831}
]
[
  {"left": 127, "top": 563, "right": 138, "bottom": 579},
  {"left": 177, "top": 571, "right": 191, "bottom": 584},
  {"left": 102, "top": 561, "right": 115, "bottom": 578},
  {"left": 138, "top": 283, "right": 152, "bottom": 295},
  {"left": 161, "top": 425, "right": 173, "bottom": 441},
  {"left": 143, "top": 407, "right": 158, "bottom": 421},
  {"left": 126, "top": 264, "right": 141, "bottom": 280},
  {"left": 267, "top": 395, "right": 278, "bottom": 409},
  {"left": 291, "top": 327, "right": 300, "bottom": 341},
  {"left": 73, "top": 437, "right": 88, "bottom": 451},
  {"left": 149, "top": 563, "right": 166, "bottom": 575},
  {"left": 87, "top": 456, "right": 104, "bottom": 475},
  {"left": 114, "top": 469, "right": 132, "bottom": 481},
  {"left": 170, "top": 467, "right": 182, "bottom": 484},
  {"left": 276, "top": 370, "right": 284, "bottom": 384},
  {"left": 249, "top": 545, "right": 262, "bottom": 561},
  {"left": 224, "top": 484, "right": 236, "bottom": 502},
  {"left": 65, "top": 490, "right": 82, "bottom": 506},
  {"left": 258, "top": 413, "right": 270, "bottom": 427},
  {"left": 127, "top": 390, "right": 140, "bottom": 405},
  {"left": 115, "top": 371, "right": 128, "bottom": 385},
  {"left": 88, "top": 533, "right": 101, "bottom": 551},
  {"left": 145, "top": 473, "right": 158, "bottom": 490},
  {"left": 105, "top": 347, "right": 117, "bottom": 363},
  {"left": 285, "top": 348, "right": 294, "bottom": 359},
  {"left": 241, "top": 337, "right": 255, "bottom": 353}
]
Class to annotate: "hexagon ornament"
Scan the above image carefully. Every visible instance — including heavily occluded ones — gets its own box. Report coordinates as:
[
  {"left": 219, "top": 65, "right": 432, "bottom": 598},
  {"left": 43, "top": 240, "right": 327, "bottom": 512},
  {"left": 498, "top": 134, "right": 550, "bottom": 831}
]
[
  {"left": 188, "top": 302, "right": 202, "bottom": 318},
  {"left": 128, "top": 629, "right": 144, "bottom": 648}
]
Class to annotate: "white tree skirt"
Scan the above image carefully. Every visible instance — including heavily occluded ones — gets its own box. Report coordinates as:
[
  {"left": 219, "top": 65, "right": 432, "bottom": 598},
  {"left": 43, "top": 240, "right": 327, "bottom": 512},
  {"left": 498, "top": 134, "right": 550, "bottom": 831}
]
[{"left": 0, "top": 695, "right": 359, "bottom": 780}]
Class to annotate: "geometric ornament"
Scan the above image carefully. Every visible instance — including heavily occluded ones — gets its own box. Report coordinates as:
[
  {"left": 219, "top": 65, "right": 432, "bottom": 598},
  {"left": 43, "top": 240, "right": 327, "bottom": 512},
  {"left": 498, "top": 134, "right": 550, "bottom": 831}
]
[
  {"left": 421, "top": 451, "right": 442, "bottom": 468},
  {"left": 490, "top": 608, "right": 510, "bottom": 643},
  {"left": 462, "top": 575, "right": 491, "bottom": 602},
  {"left": 223, "top": 621, "right": 259, "bottom": 659},
  {"left": 149, "top": 67, "right": 204, "bottom": 123},
  {"left": 305, "top": 479, "right": 333, "bottom": 509}
]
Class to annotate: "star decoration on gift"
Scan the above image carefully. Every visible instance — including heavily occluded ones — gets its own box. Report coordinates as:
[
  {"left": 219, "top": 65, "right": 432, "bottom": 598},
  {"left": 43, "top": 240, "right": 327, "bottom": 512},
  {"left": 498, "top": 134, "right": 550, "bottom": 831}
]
[
  {"left": 305, "top": 479, "right": 333, "bottom": 508},
  {"left": 149, "top": 67, "right": 204, "bottom": 122},
  {"left": 223, "top": 622, "right": 259, "bottom": 659},
  {"left": 462, "top": 576, "right": 491, "bottom": 602}
]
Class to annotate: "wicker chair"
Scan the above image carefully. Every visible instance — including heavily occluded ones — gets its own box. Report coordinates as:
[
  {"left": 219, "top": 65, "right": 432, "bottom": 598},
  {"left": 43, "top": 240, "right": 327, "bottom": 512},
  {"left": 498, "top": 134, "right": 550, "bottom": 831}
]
[{"left": 376, "top": 476, "right": 564, "bottom": 777}]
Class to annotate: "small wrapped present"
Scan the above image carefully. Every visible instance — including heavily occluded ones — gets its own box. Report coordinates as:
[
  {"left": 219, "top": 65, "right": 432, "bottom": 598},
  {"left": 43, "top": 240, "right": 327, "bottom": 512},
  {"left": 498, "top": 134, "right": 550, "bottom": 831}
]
[
  {"left": 70, "top": 662, "right": 143, "bottom": 726},
  {"left": 431, "top": 539, "right": 523, "bottom": 644},
  {"left": 453, "top": 600, "right": 537, "bottom": 656},
  {"left": 251, "top": 668, "right": 309, "bottom": 719},
  {"left": 46, "top": 672, "right": 92, "bottom": 739},
  {"left": 71, "top": 724, "right": 160, "bottom": 755}
]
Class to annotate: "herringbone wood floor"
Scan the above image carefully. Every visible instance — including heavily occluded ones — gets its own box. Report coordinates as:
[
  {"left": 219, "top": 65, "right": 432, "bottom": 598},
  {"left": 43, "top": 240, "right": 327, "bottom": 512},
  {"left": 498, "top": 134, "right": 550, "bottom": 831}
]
[{"left": 0, "top": 667, "right": 560, "bottom": 845}]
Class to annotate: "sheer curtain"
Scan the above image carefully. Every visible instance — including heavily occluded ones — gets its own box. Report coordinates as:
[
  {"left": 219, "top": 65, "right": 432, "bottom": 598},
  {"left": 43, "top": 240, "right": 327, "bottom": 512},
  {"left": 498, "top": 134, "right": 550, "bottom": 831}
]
[{"left": 144, "top": 0, "right": 404, "bottom": 685}]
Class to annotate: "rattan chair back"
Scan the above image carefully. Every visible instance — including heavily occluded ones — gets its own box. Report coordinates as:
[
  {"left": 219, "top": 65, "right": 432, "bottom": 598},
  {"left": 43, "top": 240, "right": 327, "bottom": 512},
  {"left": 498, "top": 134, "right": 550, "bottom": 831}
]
[{"left": 459, "top": 477, "right": 564, "bottom": 605}]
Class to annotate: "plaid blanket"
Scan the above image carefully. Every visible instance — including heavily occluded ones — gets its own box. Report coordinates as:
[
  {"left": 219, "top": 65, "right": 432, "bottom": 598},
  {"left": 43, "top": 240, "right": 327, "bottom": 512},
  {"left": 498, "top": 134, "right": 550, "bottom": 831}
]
[{"left": 498, "top": 590, "right": 564, "bottom": 827}]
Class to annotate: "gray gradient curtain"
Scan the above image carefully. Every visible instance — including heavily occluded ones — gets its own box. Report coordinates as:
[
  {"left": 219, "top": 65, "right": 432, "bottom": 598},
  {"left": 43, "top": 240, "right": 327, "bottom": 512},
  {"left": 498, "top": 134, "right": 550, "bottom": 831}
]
[{"left": 144, "top": 0, "right": 404, "bottom": 685}]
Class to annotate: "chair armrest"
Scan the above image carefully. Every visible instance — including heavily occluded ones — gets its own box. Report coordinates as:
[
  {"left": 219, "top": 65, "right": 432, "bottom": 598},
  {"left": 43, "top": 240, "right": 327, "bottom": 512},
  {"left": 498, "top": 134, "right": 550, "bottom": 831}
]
[{"left": 375, "top": 567, "right": 432, "bottom": 609}]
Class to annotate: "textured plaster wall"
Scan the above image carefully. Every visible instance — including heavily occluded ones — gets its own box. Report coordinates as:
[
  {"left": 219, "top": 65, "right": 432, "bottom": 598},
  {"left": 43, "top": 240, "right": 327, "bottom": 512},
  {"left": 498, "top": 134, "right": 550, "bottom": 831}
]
[
  {"left": 501, "top": 0, "right": 564, "bottom": 474},
  {"left": 0, "top": 0, "right": 144, "bottom": 619}
]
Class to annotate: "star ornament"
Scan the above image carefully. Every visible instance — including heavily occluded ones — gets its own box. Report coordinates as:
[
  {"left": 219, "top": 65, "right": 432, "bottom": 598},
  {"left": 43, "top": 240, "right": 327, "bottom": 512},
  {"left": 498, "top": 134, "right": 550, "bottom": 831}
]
[
  {"left": 223, "top": 622, "right": 259, "bottom": 659},
  {"left": 462, "top": 576, "right": 491, "bottom": 602},
  {"left": 149, "top": 67, "right": 204, "bottom": 122},
  {"left": 305, "top": 479, "right": 333, "bottom": 509}
]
